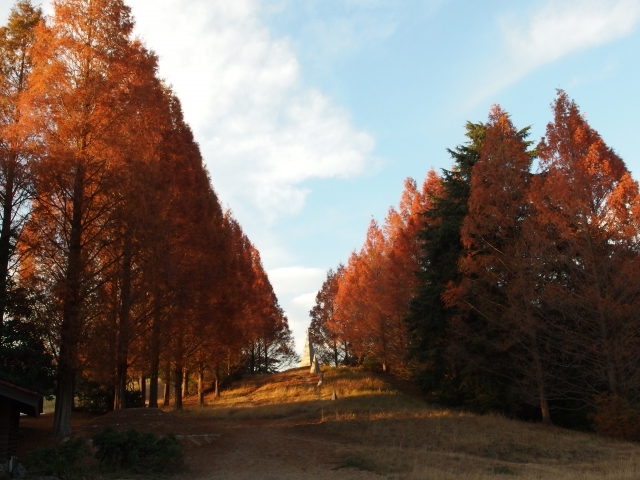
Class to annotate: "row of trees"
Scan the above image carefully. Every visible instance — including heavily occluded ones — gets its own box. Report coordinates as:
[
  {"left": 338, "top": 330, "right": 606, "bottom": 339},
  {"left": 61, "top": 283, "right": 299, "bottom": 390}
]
[
  {"left": 310, "top": 91, "right": 640, "bottom": 427},
  {"left": 0, "top": 0, "right": 295, "bottom": 440},
  {"left": 309, "top": 173, "right": 440, "bottom": 374}
]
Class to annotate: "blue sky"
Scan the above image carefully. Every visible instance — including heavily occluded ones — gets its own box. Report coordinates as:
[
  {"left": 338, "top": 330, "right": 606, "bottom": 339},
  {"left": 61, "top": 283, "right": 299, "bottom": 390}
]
[{"left": 2, "top": 0, "right": 640, "bottom": 354}]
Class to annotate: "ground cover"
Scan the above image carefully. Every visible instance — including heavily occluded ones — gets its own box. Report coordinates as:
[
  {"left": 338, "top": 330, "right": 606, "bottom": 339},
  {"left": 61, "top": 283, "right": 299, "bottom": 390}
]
[{"left": 17, "top": 367, "right": 640, "bottom": 479}]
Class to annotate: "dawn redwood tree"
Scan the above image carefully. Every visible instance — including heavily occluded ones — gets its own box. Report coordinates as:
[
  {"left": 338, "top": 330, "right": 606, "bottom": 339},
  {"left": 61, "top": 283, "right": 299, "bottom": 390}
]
[
  {"left": 446, "top": 106, "right": 552, "bottom": 421},
  {"left": 529, "top": 91, "right": 640, "bottom": 403},
  {"left": 309, "top": 266, "right": 344, "bottom": 366},
  {"left": 333, "top": 220, "right": 404, "bottom": 372},
  {"left": 378, "top": 174, "right": 442, "bottom": 375},
  {"left": 20, "top": 0, "right": 155, "bottom": 438},
  {"left": 333, "top": 249, "right": 369, "bottom": 365},
  {"left": 351, "top": 222, "right": 390, "bottom": 369},
  {"left": 0, "top": 1, "right": 42, "bottom": 325},
  {"left": 106, "top": 49, "right": 169, "bottom": 410},
  {"left": 314, "top": 171, "right": 442, "bottom": 372},
  {"left": 245, "top": 246, "right": 296, "bottom": 373}
]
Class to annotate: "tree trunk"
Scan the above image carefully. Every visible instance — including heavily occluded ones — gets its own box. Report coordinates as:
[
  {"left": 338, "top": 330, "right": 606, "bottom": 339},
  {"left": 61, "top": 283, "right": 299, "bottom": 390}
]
[
  {"left": 197, "top": 363, "right": 205, "bottom": 406},
  {"left": 148, "top": 296, "right": 161, "bottom": 408},
  {"left": 250, "top": 344, "right": 255, "bottom": 374},
  {"left": 532, "top": 334, "right": 552, "bottom": 425},
  {"left": 174, "top": 364, "right": 183, "bottom": 410},
  {"left": 183, "top": 370, "right": 189, "bottom": 398},
  {"left": 116, "top": 228, "right": 133, "bottom": 409},
  {"left": 264, "top": 341, "right": 269, "bottom": 373},
  {"left": 333, "top": 341, "right": 339, "bottom": 367},
  {"left": 140, "top": 375, "right": 146, "bottom": 407},
  {"left": 215, "top": 364, "right": 220, "bottom": 398},
  {"left": 586, "top": 234, "right": 618, "bottom": 395},
  {"left": 107, "top": 299, "right": 118, "bottom": 411},
  {"left": 0, "top": 158, "right": 15, "bottom": 326},
  {"left": 53, "top": 163, "right": 84, "bottom": 440},
  {"left": 163, "top": 358, "right": 171, "bottom": 406},
  {"left": 174, "top": 336, "right": 184, "bottom": 410}
]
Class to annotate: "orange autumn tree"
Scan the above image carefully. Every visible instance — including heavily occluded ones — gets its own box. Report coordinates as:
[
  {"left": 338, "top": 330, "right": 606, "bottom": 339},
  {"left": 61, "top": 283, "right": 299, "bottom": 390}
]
[
  {"left": 334, "top": 221, "right": 390, "bottom": 369},
  {"left": 0, "top": 1, "right": 42, "bottom": 324},
  {"left": 325, "top": 170, "right": 441, "bottom": 373},
  {"left": 447, "top": 95, "right": 640, "bottom": 423},
  {"left": 443, "top": 106, "right": 553, "bottom": 421},
  {"left": 309, "top": 265, "right": 346, "bottom": 366},
  {"left": 19, "top": 0, "right": 159, "bottom": 438},
  {"left": 0, "top": 0, "right": 284, "bottom": 435},
  {"left": 528, "top": 92, "right": 640, "bottom": 405}
]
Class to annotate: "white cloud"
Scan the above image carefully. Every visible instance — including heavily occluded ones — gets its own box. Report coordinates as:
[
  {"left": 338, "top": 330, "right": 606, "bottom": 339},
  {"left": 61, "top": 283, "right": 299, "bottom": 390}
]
[
  {"left": 505, "top": 0, "right": 640, "bottom": 69},
  {"left": 266, "top": 267, "right": 325, "bottom": 355},
  {"left": 267, "top": 266, "right": 326, "bottom": 295},
  {"left": 292, "top": 291, "right": 319, "bottom": 308},
  {"left": 285, "top": 291, "right": 320, "bottom": 355},
  {"left": 128, "top": 0, "right": 376, "bottom": 221},
  {"left": 469, "top": 0, "right": 640, "bottom": 107}
]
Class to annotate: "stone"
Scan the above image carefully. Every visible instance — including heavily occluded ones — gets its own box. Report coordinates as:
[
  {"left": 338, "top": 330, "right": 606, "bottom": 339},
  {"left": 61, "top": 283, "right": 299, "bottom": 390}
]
[
  {"left": 11, "top": 463, "right": 27, "bottom": 479},
  {"left": 299, "top": 329, "right": 315, "bottom": 367},
  {"left": 187, "top": 436, "right": 202, "bottom": 447},
  {"left": 310, "top": 355, "right": 320, "bottom": 374}
]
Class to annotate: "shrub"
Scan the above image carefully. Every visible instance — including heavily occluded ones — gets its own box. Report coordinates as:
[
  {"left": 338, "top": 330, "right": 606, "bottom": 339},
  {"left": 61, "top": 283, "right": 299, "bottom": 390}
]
[
  {"left": 25, "top": 437, "right": 89, "bottom": 477},
  {"left": 75, "top": 378, "right": 112, "bottom": 413},
  {"left": 92, "top": 427, "right": 183, "bottom": 473},
  {"left": 591, "top": 394, "right": 640, "bottom": 441},
  {"left": 125, "top": 388, "right": 144, "bottom": 408}
]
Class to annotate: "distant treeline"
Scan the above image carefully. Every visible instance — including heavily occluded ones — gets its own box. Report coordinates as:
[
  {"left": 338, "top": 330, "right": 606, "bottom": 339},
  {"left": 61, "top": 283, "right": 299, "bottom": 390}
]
[
  {"left": 0, "top": 0, "right": 296, "bottom": 440},
  {"left": 310, "top": 92, "right": 640, "bottom": 437}
]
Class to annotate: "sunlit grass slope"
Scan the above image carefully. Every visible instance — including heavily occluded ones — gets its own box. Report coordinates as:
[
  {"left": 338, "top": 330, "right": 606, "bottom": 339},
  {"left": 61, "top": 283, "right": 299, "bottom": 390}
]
[{"left": 183, "top": 367, "right": 640, "bottom": 479}]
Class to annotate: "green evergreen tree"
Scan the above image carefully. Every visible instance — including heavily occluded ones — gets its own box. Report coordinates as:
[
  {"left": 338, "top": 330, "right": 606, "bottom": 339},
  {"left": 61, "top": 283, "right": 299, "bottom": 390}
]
[
  {"left": 406, "top": 122, "right": 487, "bottom": 406},
  {"left": 0, "top": 287, "right": 54, "bottom": 394}
]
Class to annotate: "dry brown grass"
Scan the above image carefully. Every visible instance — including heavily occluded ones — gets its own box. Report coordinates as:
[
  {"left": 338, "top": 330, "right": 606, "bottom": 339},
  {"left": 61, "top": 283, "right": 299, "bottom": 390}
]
[{"left": 179, "top": 367, "right": 640, "bottom": 479}]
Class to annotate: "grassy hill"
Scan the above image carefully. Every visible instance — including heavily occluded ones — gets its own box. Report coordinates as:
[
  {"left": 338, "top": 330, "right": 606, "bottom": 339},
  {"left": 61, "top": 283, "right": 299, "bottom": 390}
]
[{"left": 175, "top": 366, "right": 640, "bottom": 479}]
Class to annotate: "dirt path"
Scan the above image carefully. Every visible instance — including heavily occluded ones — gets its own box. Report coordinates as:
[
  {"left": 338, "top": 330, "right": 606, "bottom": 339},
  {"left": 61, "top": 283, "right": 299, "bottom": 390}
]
[
  {"left": 20, "top": 409, "right": 385, "bottom": 479},
  {"left": 186, "top": 421, "right": 382, "bottom": 480}
]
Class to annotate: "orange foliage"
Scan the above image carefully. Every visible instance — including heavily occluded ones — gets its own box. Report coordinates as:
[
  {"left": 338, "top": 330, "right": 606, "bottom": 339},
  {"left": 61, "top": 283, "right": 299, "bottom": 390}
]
[{"left": 327, "top": 170, "right": 441, "bottom": 374}]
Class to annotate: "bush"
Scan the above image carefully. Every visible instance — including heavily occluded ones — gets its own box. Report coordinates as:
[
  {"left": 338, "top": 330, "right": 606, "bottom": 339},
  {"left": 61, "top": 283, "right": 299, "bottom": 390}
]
[
  {"left": 92, "top": 427, "right": 183, "bottom": 473},
  {"left": 25, "top": 437, "right": 89, "bottom": 477},
  {"left": 125, "top": 388, "right": 144, "bottom": 408},
  {"left": 75, "top": 378, "right": 112, "bottom": 413},
  {"left": 591, "top": 394, "right": 640, "bottom": 441},
  {"left": 0, "top": 318, "right": 55, "bottom": 395}
]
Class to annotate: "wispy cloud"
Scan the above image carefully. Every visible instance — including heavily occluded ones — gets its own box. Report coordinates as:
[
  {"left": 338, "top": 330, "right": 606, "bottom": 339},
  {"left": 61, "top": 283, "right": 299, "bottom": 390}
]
[
  {"left": 129, "top": 0, "right": 376, "bottom": 222},
  {"left": 505, "top": 0, "right": 640, "bottom": 66},
  {"left": 469, "top": 0, "right": 640, "bottom": 107}
]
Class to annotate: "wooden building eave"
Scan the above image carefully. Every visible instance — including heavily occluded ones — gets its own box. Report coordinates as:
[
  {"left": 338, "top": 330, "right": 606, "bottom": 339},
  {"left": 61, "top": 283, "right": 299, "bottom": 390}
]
[{"left": 0, "top": 380, "right": 43, "bottom": 418}]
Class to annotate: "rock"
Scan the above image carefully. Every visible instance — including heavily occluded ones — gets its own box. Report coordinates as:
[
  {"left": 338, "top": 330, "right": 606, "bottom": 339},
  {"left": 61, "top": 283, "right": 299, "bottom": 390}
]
[
  {"left": 310, "top": 355, "right": 320, "bottom": 374},
  {"left": 299, "top": 329, "right": 315, "bottom": 367},
  {"left": 11, "top": 463, "right": 27, "bottom": 479}
]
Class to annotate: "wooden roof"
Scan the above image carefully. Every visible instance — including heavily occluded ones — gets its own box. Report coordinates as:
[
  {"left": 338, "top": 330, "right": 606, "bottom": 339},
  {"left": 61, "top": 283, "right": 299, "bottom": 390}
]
[{"left": 0, "top": 380, "right": 43, "bottom": 418}]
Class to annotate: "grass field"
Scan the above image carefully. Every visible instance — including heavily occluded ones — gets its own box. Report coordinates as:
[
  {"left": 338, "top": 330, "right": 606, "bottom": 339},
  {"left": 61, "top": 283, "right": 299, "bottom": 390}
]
[{"left": 178, "top": 366, "right": 640, "bottom": 479}]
